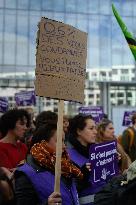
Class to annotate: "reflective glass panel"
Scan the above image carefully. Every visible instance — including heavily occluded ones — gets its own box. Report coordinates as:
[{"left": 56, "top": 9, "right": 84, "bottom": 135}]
[
  {"left": 5, "top": 0, "right": 16, "bottom": 9},
  {"left": 88, "top": 15, "right": 99, "bottom": 68},
  {"left": 65, "top": 0, "right": 76, "bottom": 13},
  {"left": 4, "top": 13, "right": 16, "bottom": 64},
  {"left": 18, "top": 0, "right": 29, "bottom": 9},
  {"left": 16, "top": 13, "right": 28, "bottom": 65}
]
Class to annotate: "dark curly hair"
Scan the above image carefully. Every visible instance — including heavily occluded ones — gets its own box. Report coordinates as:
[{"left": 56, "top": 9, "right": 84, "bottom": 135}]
[
  {"left": 0, "top": 109, "right": 31, "bottom": 137},
  {"left": 69, "top": 114, "right": 93, "bottom": 138}
]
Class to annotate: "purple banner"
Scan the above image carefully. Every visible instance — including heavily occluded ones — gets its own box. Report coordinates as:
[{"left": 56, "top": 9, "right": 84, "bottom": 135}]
[
  {"left": 79, "top": 106, "right": 104, "bottom": 123},
  {"left": 0, "top": 97, "right": 8, "bottom": 113},
  {"left": 89, "top": 140, "right": 119, "bottom": 184},
  {"left": 15, "top": 91, "right": 36, "bottom": 106},
  {"left": 122, "top": 111, "right": 136, "bottom": 126}
]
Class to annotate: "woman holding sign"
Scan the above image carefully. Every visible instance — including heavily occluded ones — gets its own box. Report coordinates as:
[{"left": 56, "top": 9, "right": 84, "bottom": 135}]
[
  {"left": 67, "top": 114, "right": 104, "bottom": 205},
  {"left": 15, "top": 122, "right": 83, "bottom": 205},
  {"left": 97, "top": 119, "right": 131, "bottom": 173}
]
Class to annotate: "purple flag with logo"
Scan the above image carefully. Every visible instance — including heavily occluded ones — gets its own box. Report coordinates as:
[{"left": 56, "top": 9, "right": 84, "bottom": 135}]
[
  {"left": 79, "top": 106, "right": 104, "bottom": 123},
  {"left": 15, "top": 91, "right": 36, "bottom": 106},
  {"left": 0, "top": 97, "right": 8, "bottom": 113},
  {"left": 122, "top": 111, "right": 136, "bottom": 126},
  {"left": 89, "top": 140, "right": 119, "bottom": 184}
]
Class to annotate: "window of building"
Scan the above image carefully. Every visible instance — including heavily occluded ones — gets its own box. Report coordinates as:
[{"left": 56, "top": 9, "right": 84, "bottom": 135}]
[
  {"left": 30, "top": 0, "right": 41, "bottom": 10},
  {"left": 110, "top": 93, "right": 115, "bottom": 98},
  {"left": 121, "top": 69, "right": 128, "bottom": 74},
  {"left": 46, "top": 102, "right": 51, "bottom": 106},
  {"left": 88, "top": 0, "right": 99, "bottom": 14},
  {"left": 4, "top": 12, "right": 16, "bottom": 64},
  {"left": 97, "top": 100, "right": 100, "bottom": 105},
  {"left": 127, "top": 100, "right": 131, "bottom": 106},
  {"left": 96, "top": 94, "right": 100, "bottom": 98},
  {"left": 5, "top": 0, "right": 16, "bottom": 9},
  {"left": 88, "top": 102, "right": 92, "bottom": 105},
  {"left": 112, "top": 69, "right": 118, "bottom": 74},
  {"left": 42, "top": 0, "right": 54, "bottom": 11},
  {"left": 18, "top": 0, "right": 29, "bottom": 9},
  {"left": 100, "top": 71, "right": 106, "bottom": 76},
  {"left": 118, "top": 100, "right": 124, "bottom": 105},
  {"left": 65, "top": 0, "right": 76, "bottom": 13},
  {"left": 88, "top": 94, "right": 94, "bottom": 98},
  {"left": 100, "top": 0, "right": 110, "bottom": 14},
  {"left": 127, "top": 92, "right": 132, "bottom": 97},
  {"left": 117, "top": 93, "right": 124, "bottom": 97},
  {"left": 16, "top": 13, "right": 28, "bottom": 66},
  {"left": 77, "top": 0, "right": 87, "bottom": 13},
  {"left": 54, "top": 108, "right": 58, "bottom": 113},
  {"left": 54, "top": 0, "right": 64, "bottom": 12},
  {"left": 132, "top": 69, "right": 136, "bottom": 73}
]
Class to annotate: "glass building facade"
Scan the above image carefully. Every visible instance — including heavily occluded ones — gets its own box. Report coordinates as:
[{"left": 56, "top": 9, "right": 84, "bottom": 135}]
[{"left": 0, "top": 0, "right": 136, "bottom": 77}]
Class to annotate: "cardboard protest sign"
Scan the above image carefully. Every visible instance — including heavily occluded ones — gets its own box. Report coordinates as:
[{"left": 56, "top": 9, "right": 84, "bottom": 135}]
[
  {"left": 89, "top": 140, "right": 119, "bottom": 184},
  {"left": 15, "top": 91, "right": 36, "bottom": 106},
  {"left": 35, "top": 17, "right": 87, "bottom": 103},
  {"left": 79, "top": 106, "right": 104, "bottom": 123},
  {"left": 122, "top": 111, "right": 136, "bottom": 126},
  {"left": 0, "top": 97, "right": 8, "bottom": 113}
]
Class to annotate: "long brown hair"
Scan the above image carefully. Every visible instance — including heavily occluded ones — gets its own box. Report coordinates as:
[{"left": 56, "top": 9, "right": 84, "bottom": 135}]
[{"left": 96, "top": 119, "right": 114, "bottom": 143}]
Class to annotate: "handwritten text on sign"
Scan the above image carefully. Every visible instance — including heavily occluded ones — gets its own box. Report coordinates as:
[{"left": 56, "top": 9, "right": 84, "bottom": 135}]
[
  {"left": 35, "top": 18, "right": 87, "bottom": 103},
  {"left": 89, "top": 141, "right": 119, "bottom": 184}
]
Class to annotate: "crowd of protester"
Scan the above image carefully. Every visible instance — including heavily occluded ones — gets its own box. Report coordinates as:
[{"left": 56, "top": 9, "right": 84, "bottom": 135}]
[{"left": 0, "top": 108, "right": 136, "bottom": 205}]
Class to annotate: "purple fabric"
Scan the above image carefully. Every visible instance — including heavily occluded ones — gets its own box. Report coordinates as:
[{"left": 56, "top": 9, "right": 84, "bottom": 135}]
[
  {"left": 67, "top": 148, "right": 89, "bottom": 167},
  {"left": 67, "top": 147, "right": 105, "bottom": 199},
  {"left": 18, "top": 163, "right": 79, "bottom": 205}
]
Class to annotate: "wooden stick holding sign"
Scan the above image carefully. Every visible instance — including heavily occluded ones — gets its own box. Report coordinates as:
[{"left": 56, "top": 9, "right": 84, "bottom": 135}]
[
  {"left": 54, "top": 100, "right": 64, "bottom": 192},
  {"left": 35, "top": 17, "right": 87, "bottom": 193}
]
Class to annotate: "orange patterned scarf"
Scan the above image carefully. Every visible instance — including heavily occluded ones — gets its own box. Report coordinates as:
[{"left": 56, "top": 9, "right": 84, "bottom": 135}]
[{"left": 30, "top": 140, "right": 83, "bottom": 180}]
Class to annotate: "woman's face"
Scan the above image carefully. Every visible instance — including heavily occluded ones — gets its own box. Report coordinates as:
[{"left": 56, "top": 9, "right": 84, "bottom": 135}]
[
  {"left": 103, "top": 123, "right": 114, "bottom": 140},
  {"left": 12, "top": 118, "right": 28, "bottom": 140},
  {"left": 77, "top": 119, "right": 97, "bottom": 146},
  {"left": 47, "top": 130, "right": 65, "bottom": 152}
]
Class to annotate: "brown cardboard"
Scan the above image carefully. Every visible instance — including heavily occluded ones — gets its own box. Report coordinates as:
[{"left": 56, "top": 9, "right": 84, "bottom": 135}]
[{"left": 35, "top": 17, "right": 87, "bottom": 103}]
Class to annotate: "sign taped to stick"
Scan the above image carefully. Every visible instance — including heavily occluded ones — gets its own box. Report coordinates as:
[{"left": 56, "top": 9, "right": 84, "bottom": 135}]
[{"left": 35, "top": 17, "right": 87, "bottom": 103}]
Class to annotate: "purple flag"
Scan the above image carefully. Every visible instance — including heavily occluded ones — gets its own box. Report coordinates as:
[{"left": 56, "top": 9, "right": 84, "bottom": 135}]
[
  {"left": 79, "top": 106, "right": 104, "bottom": 123},
  {"left": 15, "top": 91, "right": 36, "bottom": 106},
  {"left": 122, "top": 111, "right": 136, "bottom": 126},
  {"left": 89, "top": 140, "right": 119, "bottom": 184},
  {"left": 0, "top": 97, "right": 8, "bottom": 113}
]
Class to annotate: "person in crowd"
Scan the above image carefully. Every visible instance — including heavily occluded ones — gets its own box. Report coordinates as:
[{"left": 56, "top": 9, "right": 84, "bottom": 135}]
[
  {"left": 63, "top": 115, "right": 70, "bottom": 144},
  {"left": 35, "top": 110, "right": 58, "bottom": 130},
  {"left": 97, "top": 119, "right": 131, "bottom": 173},
  {"left": 0, "top": 109, "right": 30, "bottom": 169},
  {"left": 24, "top": 108, "right": 35, "bottom": 149},
  {"left": 121, "top": 113, "right": 136, "bottom": 162},
  {"left": 0, "top": 109, "right": 30, "bottom": 204},
  {"left": 63, "top": 115, "right": 69, "bottom": 134},
  {"left": 67, "top": 114, "right": 103, "bottom": 205},
  {"left": 15, "top": 122, "right": 82, "bottom": 205},
  {"left": 27, "top": 110, "right": 58, "bottom": 150}
]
